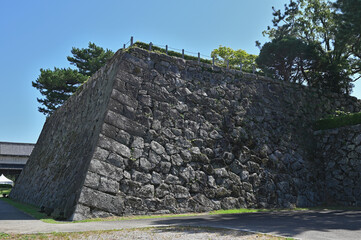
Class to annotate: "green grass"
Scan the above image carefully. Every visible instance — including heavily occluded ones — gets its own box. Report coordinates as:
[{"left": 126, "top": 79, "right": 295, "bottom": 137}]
[
  {"left": 73, "top": 212, "right": 208, "bottom": 223},
  {"left": 0, "top": 188, "right": 11, "bottom": 196},
  {"left": 209, "top": 207, "right": 314, "bottom": 215},
  {"left": 3, "top": 196, "right": 361, "bottom": 225},
  {"left": 315, "top": 111, "right": 361, "bottom": 130},
  {"left": 131, "top": 42, "right": 263, "bottom": 75},
  {"left": 133, "top": 41, "right": 212, "bottom": 64},
  {"left": 0, "top": 198, "right": 61, "bottom": 224},
  {"left": 77, "top": 208, "right": 319, "bottom": 222},
  {"left": 210, "top": 208, "right": 271, "bottom": 215},
  {"left": 1, "top": 197, "right": 207, "bottom": 224},
  {"left": 0, "top": 233, "right": 10, "bottom": 239},
  {"left": 211, "top": 206, "right": 361, "bottom": 215}
]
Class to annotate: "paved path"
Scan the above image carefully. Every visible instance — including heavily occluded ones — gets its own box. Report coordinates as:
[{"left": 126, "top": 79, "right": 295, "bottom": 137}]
[{"left": 1, "top": 199, "right": 361, "bottom": 239}]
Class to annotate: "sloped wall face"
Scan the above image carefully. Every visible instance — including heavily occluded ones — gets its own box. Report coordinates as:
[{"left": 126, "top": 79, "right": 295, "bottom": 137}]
[
  {"left": 315, "top": 125, "right": 361, "bottom": 206},
  {"left": 73, "top": 48, "right": 361, "bottom": 220},
  {"left": 10, "top": 50, "right": 124, "bottom": 219}
]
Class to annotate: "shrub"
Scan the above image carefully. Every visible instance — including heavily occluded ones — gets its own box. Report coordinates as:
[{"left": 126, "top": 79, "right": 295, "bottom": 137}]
[
  {"left": 131, "top": 41, "right": 265, "bottom": 75},
  {"left": 315, "top": 111, "right": 361, "bottom": 130},
  {"left": 133, "top": 41, "right": 212, "bottom": 64}
]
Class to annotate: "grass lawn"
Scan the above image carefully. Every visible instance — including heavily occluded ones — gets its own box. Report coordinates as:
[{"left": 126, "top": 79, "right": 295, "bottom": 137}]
[
  {"left": 2, "top": 197, "right": 361, "bottom": 224},
  {"left": 0, "top": 188, "right": 11, "bottom": 196},
  {"left": 0, "top": 198, "right": 60, "bottom": 224},
  {"left": 315, "top": 111, "right": 361, "bottom": 130}
]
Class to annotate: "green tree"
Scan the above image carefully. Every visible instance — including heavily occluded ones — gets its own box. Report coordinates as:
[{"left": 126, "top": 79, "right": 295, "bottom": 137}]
[
  {"left": 32, "top": 42, "right": 114, "bottom": 115},
  {"left": 259, "top": 0, "right": 357, "bottom": 94},
  {"left": 32, "top": 68, "right": 88, "bottom": 115},
  {"left": 211, "top": 46, "right": 257, "bottom": 72},
  {"left": 67, "top": 42, "right": 114, "bottom": 76},
  {"left": 256, "top": 37, "right": 319, "bottom": 84},
  {"left": 334, "top": 0, "right": 361, "bottom": 76}
]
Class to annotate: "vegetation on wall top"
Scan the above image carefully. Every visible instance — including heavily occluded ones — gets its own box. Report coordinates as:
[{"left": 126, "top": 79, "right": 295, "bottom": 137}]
[
  {"left": 210, "top": 45, "right": 258, "bottom": 72},
  {"left": 315, "top": 111, "right": 361, "bottom": 130},
  {"left": 133, "top": 41, "right": 212, "bottom": 64},
  {"left": 132, "top": 42, "right": 261, "bottom": 74}
]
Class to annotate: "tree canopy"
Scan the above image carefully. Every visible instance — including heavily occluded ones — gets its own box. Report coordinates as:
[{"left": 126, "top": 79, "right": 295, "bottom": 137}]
[
  {"left": 32, "top": 68, "right": 88, "bottom": 115},
  {"left": 256, "top": 37, "right": 319, "bottom": 84},
  {"left": 67, "top": 43, "right": 114, "bottom": 77},
  {"left": 32, "top": 42, "right": 114, "bottom": 115},
  {"left": 211, "top": 46, "right": 257, "bottom": 72},
  {"left": 334, "top": 0, "right": 361, "bottom": 74},
  {"left": 257, "top": 0, "right": 361, "bottom": 94}
]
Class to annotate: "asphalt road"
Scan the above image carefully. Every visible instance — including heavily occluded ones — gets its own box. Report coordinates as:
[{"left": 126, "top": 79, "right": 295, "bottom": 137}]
[{"left": 1, "top": 199, "right": 361, "bottom": 240}]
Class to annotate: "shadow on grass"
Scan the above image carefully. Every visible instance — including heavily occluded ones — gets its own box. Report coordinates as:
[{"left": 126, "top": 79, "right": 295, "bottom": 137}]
[{"left": 0, "top": 198, "right": 58, "bottom": 223}]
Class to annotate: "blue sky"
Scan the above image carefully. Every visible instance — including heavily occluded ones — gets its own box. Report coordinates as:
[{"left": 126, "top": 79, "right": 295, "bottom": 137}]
[{"left": 1, "top": 0, "right": 360, "bottom": 144}]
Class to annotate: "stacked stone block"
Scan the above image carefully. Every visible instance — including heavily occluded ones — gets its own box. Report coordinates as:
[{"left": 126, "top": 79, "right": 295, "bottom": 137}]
[{"left": 315, "top": 125, "right": 361, "bottom": 206}]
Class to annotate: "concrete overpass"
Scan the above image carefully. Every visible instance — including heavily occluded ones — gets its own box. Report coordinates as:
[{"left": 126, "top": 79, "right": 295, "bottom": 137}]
[{"left": 0, "top": 142, "right": 34, "bottom": 179}]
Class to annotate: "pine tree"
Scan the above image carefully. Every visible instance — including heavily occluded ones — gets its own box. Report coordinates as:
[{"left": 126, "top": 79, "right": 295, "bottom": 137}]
[{"left": 32, "top": 42, "right": 114, "bottom": 115}]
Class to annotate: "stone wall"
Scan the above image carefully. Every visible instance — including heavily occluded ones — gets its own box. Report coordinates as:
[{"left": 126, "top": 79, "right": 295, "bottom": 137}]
[
  {"left": 10, "top": 47, "right": 361, "bottom": 220},
  {"left": 315, "top": 125, "right": 361, "bottom": 206},
  {"left": 71, "top": 48, "right": 361, "bottom": 220},
  {"left": 10, "top": 49, "right": 125, "bottom": 218}
]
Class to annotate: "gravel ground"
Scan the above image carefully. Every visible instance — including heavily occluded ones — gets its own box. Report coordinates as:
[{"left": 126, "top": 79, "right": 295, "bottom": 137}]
[{"left": 2, "top": 227, "right": 289, "bottom": 240}]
